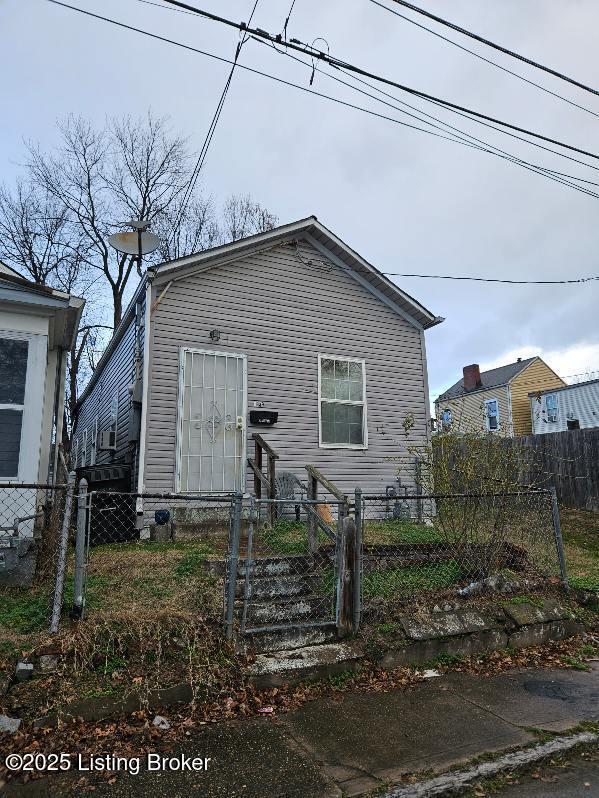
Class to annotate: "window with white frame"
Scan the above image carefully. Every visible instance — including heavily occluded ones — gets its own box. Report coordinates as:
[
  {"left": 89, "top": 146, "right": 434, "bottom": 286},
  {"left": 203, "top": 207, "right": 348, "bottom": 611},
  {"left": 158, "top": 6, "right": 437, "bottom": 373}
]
[
  {"left": 484, "top": 398, "right": 500, "bottom": 431},
  {"left": 319, "top": 355, "right": 367, "bottom": 447},
  {"left": 441, "top": 408, "right": 452, "bottom": 430},
  {"left": 545, "top": 393, "right": 558, "bottom": 423},
  {"left": 0, "top": 337, "right": 28, "bottom": 478}
]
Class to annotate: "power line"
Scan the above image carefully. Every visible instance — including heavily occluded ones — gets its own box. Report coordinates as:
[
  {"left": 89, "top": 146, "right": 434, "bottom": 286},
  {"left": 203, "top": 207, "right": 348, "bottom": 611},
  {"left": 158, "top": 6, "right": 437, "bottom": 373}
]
[
  {"left": 171, "top": 0, "right": 260, "bottom": 234},
  {"left": 256, "top": 38, "right": 599, "bottom": 198},
  {"left": 42, "top": 2, "right": 518, "bottom": 154},
  {"left": 370, "top": 0, "right": 599, "bottom": 120},
  {"left": 159, "top": 0, "right": 599, "bottom": 162},
  {"left": 380, "top": 0, "right": 599, "bottom": 99},
  {"left": 46, "top": 1, "right": 599, "bottom": 202},
  {"left": 382, "top": 273, "right": 599, "bottom": 285}
]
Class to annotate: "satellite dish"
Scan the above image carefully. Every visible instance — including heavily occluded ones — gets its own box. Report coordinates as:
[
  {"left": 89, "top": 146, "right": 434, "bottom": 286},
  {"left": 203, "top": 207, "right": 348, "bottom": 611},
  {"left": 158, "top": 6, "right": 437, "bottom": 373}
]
[{"left": 107, "top": 230, "right": 161, "bottom": 256}]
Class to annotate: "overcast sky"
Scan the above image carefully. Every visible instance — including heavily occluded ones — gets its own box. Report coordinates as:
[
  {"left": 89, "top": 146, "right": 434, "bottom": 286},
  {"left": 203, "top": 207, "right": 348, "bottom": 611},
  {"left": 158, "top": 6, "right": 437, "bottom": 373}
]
[{"left": 2, "top": 0, "right": 599, "bottom": 401}]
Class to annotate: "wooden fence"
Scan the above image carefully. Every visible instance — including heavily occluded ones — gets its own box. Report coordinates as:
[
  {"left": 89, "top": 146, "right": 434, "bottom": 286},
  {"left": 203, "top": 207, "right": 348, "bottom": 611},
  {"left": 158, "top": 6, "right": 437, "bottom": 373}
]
[{"left": 509, "top": 428, "right": 599, "bottom": 511}]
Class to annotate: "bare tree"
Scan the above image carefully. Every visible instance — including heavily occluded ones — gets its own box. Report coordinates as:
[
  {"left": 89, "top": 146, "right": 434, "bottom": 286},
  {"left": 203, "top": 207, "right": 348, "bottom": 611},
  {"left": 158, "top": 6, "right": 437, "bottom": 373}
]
[
  {"left": 0, "top": 179, "right": 77, "bottom": 285},
  {"left": 220, "top": 194, "right": 278, "bottom": 243},
  {"left": 1, "top": 112, "right": 277, "bottom": 445},
  {"left": 27, "top": 113, "right": 192, "bottom": 328}
]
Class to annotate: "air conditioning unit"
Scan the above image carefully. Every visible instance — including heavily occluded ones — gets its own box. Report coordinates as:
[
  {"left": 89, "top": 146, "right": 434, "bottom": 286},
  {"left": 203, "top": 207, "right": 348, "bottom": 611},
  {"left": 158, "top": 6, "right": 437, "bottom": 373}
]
[{"left": 98, "top": 429, "right": 117, "bottom": 451}]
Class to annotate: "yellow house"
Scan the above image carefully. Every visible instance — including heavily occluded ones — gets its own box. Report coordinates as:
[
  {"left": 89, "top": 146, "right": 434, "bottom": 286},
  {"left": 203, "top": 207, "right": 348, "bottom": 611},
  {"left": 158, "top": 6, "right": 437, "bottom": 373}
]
[{"left": 435, "top": 357, "right": 565, "bottom": 437}]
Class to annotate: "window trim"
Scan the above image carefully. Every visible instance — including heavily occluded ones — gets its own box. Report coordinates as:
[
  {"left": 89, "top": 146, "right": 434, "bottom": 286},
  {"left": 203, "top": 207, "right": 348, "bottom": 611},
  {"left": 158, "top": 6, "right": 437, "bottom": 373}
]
[
  {"left": 484, "top": 397, "right": 500, "bottom": 432},
  {"left": 0, "top": 330, "right": 46, "bottom": 481},
  {"left": 545, "top": 393, "right": 558, "bottom": 423},
  {"left": 318, "top": 353, "right": 368, "bottom": 450}
]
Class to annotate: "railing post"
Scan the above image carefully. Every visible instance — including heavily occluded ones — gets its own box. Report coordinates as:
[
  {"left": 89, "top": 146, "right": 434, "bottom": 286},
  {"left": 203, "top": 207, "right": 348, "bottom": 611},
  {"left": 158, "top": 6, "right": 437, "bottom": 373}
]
[
  {"left": 254, "top": 439, "right": 262, "bottom": 499},
  {"left": 225, "top": 492, "right": 243, "bottom": 640},
  {"left": 549, "top": 486, "right": 569, "bottom": 590},
  {"left": 268, "top": 453, "right": 277, "bottom": 527},
  {"left": 71, "top": 478, "right": 89, "bottom": 619},
  {"left": 307, "top": 473, "right": 318, "bottom": 553},
  {"left": 353, "top": 488, "right": 362, "bottom": 633},
  {"left": 49, "top": 471, "right": 76, "bottom": 634}
]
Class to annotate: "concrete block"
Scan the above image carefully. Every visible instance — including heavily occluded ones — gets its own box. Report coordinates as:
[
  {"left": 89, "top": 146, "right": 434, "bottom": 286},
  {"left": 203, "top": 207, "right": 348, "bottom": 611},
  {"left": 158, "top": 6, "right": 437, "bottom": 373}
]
[
  {"left": 399, "top": 609, "right": 495, "bottom": 641},
  {"left": 508, "top": 619, "right": 585, "bottom": 649},
  {"left": 38, "top": 654, "right": 59, "bottom": 673},
  {"left": 0, "top": 714, "right": 21, "bottom": 733},
  {"left": 15, "top": 661, "right": 33, "bottom": 682},
  {"left": 378, "top": 629, "right": 508, "bottom": 670},
  {"left": 503, "top": 598, "right": 570, "bottom": 627},
  {"left": 249, "top": 641, "right": 364, "bottom": 689}
]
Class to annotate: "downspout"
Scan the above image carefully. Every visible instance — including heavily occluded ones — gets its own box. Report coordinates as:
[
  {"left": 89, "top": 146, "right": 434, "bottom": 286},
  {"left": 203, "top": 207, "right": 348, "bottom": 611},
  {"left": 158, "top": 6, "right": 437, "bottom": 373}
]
[{"left": 136, "top": 278, "right": 153, "bottom": 495}]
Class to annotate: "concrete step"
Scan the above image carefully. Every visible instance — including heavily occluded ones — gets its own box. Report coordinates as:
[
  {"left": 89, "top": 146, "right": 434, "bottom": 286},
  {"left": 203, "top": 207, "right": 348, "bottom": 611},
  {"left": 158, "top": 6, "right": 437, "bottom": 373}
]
[
  {"left": 241, "top": 622, "right": 338, "bottom": 654},
  {"left": 236, "top": 573, "right": 325, "bottom": 601},
  {"left": 236, "top": 555, "right": 314, "bottom": 579},
  {"left": 248, "top": 640, "right": 364, "bottom": 688},
  {"left": 208, "top": 555, "right": 315, "bottom": 578},
  {"left": 238, "top": 595, "right": 333, "bottom": 625}
]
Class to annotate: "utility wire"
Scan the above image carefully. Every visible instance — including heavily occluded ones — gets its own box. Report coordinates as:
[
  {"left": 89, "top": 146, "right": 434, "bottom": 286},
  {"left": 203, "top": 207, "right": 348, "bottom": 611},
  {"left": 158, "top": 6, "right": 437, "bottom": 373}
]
[
  {"left": 283, "top": 0, "right": 297, "bottom": 40},
  {"left": 380, "top": 0, "right": 599, "bottom": 98},
  {"left": 370, "top": 0, "right": 599, "bottom": 120},
  {"left": 257, "top": 38, "right": 599, "bottom": 196},
  {"left": 46, "top": 1, "right": 599, "bottom": 202},
  {"left": 382, "top": 273, "right": 599, "bottom": 284},
  {"left": 159, "top": 0, "right": 599, "bottom": 162},
  {"left": 171, "top": 0, "right": 260, "bottom": 235}
]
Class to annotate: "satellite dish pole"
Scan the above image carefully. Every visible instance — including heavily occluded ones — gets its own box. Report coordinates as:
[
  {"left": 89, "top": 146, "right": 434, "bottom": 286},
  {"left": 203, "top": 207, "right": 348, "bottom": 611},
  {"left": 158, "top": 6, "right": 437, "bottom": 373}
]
[{"left": 107, "top": 219, "right": 162, "bottom": 276}]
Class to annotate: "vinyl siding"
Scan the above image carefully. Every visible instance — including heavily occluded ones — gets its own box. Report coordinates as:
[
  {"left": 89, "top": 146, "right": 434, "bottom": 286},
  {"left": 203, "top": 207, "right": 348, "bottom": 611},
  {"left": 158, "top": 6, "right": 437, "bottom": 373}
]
[
  {"left": 531, "top": 380, "right": 599, "bottom": 434},
  {"left": 73, "top": 297, "right": 145, "bottom": 484},
  {"left": 436, "top": 385, "right": 511, "bottom": 435},
  {"left": 510, "top": 359, "right": 565, "bottom": 436},
  {"left": 143, "top": 240, "right": 431, "bottom": 496}
]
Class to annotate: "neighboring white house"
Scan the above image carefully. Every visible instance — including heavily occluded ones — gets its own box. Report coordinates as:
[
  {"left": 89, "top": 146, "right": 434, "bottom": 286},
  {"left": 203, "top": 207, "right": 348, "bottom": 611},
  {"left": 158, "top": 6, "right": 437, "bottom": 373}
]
[
  {"left": 530, "top": 379, "right": 599, "bottom": 434},
  {"left": 0, "top": 270, "right": 84, "bottom": 537}
]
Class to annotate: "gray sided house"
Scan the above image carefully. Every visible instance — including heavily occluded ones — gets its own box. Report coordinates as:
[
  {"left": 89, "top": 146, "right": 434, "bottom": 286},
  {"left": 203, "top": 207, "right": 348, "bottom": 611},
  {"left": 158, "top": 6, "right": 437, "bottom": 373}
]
[{"left": 73, "top": 217, "right": 442, "bottom": 502}]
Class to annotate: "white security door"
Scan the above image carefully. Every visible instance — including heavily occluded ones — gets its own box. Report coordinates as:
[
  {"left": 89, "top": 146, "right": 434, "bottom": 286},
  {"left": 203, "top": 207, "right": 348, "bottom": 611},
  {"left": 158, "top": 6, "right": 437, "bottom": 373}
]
[{"left": 177, "top": 349, "right": 246, "bottom": 493}]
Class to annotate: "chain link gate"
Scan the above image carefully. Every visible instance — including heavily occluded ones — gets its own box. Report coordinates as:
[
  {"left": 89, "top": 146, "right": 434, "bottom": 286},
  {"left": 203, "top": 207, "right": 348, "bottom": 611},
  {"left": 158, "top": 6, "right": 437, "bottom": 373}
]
[{"left": 225, "top": 495, "right": 356, "bottom": 641}]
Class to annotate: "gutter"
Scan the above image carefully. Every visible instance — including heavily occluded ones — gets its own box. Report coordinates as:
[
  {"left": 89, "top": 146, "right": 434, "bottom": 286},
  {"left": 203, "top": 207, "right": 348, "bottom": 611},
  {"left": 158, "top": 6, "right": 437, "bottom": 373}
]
[{"left": 136, "top": 277, "right": 153, "bottom": 494}]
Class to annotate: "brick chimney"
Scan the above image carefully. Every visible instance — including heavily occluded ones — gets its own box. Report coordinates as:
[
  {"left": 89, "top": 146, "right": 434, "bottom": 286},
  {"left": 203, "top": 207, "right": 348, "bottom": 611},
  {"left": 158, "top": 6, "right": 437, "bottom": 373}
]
[{"left": 463, "top": 363, "right": 482, "bottom": 392}]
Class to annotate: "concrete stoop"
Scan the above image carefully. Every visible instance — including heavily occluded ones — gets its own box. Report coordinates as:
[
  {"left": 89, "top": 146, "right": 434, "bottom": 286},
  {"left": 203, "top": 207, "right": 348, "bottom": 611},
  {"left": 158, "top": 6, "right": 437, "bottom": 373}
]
[{"left": 247, "top": 598, "right": 585, "bottom": 687}]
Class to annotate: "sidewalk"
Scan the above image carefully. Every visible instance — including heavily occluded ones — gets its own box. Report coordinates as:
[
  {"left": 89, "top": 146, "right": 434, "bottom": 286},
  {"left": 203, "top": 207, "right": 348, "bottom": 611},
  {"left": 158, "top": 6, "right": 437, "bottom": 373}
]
[{"left": 4, "top": 664, "right": 598, "bottom": 797}]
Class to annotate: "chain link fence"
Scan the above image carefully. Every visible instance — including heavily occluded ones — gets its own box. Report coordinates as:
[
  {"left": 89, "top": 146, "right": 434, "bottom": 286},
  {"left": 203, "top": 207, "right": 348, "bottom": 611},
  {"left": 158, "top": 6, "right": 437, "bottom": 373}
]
[
  {"left": 70, "top": 488, "right": 237, "bottom": 625},
  {"left": 358, "top": 489, "right": 566, "bottom": 623},
  {"left": 229, "top": 496, "right": 345, "bottom": 638},
  {"left": 0, "top": 482, "right": 72, "bottom": 643}
]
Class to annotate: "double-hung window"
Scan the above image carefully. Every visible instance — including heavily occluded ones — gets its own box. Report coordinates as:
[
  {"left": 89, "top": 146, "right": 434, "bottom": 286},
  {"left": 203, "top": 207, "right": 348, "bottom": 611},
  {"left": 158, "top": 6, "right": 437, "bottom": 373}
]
[
  {"left": 545, "top": 393, "right": 558, "bottom": 423},
  {"left": 319, "top": 355, "right": 367, "bottom": 448},
  {"left": 0, "top": 338, "right": 28, "bottom": 478},
  {"left": 484, "top": 398, "right": 499, "bottom": 431}
]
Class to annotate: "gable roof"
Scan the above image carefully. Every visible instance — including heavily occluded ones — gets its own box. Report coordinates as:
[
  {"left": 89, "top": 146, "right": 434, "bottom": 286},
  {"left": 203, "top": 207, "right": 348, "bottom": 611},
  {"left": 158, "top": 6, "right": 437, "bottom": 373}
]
[
  {"left": 152, "top": 216, "right": 444, "bottom": 331},
  {"left": 77, "top": 216, "right": 443, "bottom": 410},
  {"left": 436, "top": 356, "right": 538, "bottom": 402}
]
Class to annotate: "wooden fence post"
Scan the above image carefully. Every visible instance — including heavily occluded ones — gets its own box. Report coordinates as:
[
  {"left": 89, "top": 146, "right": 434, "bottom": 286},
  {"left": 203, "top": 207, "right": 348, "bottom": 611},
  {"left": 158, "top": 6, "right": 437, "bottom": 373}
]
[{"left": 336, "top": 513, "right": 358, "bottom": 637}]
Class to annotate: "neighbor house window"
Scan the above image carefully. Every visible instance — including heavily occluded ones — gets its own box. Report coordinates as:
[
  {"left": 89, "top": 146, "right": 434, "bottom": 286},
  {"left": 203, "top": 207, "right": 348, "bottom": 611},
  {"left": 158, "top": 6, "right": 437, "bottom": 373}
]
[
  {"left": 319, "top": 355, "right": 367, "bottom": 447},
  {"left": 545, "top": 393, "right": 558, "bottom": 422},
  {"left": 441, "top": 408, "right": 452, "bottom": 430},
  {"left": 484, "top": 398, "right": 499, "bottom": 431},
  {"left": 0, "top": 338, "right": 28, "bottom": 478}
]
